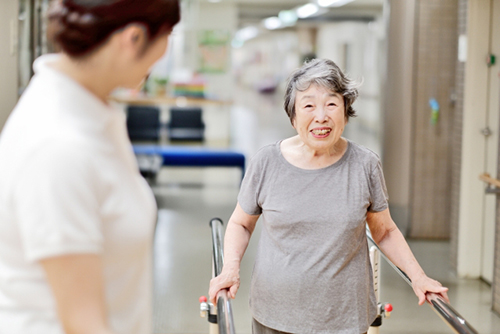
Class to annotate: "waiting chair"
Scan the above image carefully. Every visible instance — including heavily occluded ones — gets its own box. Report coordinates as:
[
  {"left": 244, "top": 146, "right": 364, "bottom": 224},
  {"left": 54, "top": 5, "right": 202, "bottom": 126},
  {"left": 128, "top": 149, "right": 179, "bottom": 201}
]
[
  {"left": 167, "top": 107, "right": 205, "bottom": 142},
  {"left": 126, "top": 105, "right": 161, "bottom": 142}
]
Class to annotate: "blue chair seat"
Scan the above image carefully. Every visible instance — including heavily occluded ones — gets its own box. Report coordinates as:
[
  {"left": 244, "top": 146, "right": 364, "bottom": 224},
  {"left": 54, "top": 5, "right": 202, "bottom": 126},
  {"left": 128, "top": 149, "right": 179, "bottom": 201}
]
[{"left": 133, "top": 145, "right": 245, "bottom": 177}]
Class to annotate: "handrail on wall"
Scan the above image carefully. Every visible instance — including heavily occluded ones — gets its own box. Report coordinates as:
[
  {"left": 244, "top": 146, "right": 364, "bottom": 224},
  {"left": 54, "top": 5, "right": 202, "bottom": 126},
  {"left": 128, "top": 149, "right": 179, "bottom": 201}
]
[
  {"left": 479, "top": 173, "right": 500, "bottom": 194},
  {"left": 366, "top": 228, "right": 479, "bottom": 334},
  {"left": 479, "top": 173, "right": 500, "bottom": 187},
  {"left": 209, "top": 218, "right": 237, "bottom": 334}
]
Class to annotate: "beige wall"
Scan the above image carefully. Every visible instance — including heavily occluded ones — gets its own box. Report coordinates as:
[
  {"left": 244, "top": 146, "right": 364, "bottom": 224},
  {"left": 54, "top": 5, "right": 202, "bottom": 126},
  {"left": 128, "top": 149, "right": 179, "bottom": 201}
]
[
  {"left": 177, "top": 1, "right": 237, "bottom": 101},
  {"left": 382, "top": 0, "right": 416, "bottom": 235},
  {"left": 449, "top": 0, "right": 468, "bottom": 275},
  {"left": 384, "top": 0, "right": 459, "bottom": 239},
  {"left": 0, "top": 0, "right": 19, "bottom": 132},
  {"left": 409, "top": 0, "right": 458, "bottom": 239}
]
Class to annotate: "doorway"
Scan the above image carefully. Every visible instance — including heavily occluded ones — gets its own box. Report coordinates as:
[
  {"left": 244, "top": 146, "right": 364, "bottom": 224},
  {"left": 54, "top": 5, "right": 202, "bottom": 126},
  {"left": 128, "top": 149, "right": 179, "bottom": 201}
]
[
  {"left": 458, "top": 0, "right": 500, "bottom": 282},
  {"left": 480, "top": 0, "right": 500, "bottom": 284}
]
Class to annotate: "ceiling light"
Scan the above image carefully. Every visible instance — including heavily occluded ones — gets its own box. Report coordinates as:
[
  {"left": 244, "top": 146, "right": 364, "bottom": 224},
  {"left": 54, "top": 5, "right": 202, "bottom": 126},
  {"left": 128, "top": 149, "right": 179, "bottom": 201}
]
[
  {"left": 318, "top": 0, "right": 355, "bottom": 7},
  {"left": 207, "top": 0, "right": 222, "bottom": 3},
  {"left": 278, "top": 10, "right": 298, "bottom": 26},
  {"left": 264, "top": 16, "right": 282, "bottom": 30},
  {"left": 296, "top": 3, "right": 319, "bottom": 18},
  {"left": 235, "top": 26, "right": 259, "bottom": 42}
]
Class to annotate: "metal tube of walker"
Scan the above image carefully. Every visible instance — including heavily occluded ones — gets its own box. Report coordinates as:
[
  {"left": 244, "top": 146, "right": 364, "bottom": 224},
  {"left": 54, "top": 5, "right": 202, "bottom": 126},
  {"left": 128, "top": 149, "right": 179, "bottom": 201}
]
[
  {"left": 365, "top": 228, "right": 478, "bottom": 334},
  {"left": 210, "top": 218, "right": 237, "bottom": 334}
]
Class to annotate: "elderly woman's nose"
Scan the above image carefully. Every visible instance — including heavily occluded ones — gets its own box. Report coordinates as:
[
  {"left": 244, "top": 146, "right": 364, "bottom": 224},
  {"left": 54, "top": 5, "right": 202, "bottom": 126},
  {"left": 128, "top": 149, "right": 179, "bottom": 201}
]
[{"left": 314, "top": 107, "right": 328, "bottom": 122}]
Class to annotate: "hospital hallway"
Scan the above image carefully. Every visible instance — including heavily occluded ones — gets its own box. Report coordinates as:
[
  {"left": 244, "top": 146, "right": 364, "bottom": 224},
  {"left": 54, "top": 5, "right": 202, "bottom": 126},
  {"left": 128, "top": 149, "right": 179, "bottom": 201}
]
[
  {"left": 149, "top": 85, "right": 500, "bottom": 334},
  {"left": 2, "top": 0, "right": 500, "bottom": 332}
]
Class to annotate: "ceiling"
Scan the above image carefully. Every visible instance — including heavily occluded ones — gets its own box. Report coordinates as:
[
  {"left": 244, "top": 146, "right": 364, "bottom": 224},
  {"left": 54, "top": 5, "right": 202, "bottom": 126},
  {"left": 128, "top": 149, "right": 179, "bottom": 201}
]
[{"left": 203, "top": 0, "right": 385, "bottom": 27}]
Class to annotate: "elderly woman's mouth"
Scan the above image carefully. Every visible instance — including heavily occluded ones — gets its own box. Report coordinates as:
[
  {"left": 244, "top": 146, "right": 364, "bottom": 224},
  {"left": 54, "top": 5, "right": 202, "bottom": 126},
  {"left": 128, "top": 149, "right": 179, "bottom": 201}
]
[{"left": 311, "top": 128, "right": 332, "bottom": 135}]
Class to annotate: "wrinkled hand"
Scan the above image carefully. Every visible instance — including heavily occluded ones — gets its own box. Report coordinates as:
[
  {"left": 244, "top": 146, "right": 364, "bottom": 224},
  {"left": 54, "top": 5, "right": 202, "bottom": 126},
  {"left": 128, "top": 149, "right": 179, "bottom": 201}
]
[
  {"left": 208, "top": 266, "right": 240, "bottom": 305},
  {"left": 411, "top": 275, "right": 449, "bottom": 306}
]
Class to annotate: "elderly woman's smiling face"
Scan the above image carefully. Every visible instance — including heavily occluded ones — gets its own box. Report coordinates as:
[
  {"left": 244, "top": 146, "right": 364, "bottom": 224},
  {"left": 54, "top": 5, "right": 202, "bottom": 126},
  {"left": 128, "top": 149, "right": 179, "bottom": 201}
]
[{"left": 292, "top": 84, "right": 346, "bottom": 153}]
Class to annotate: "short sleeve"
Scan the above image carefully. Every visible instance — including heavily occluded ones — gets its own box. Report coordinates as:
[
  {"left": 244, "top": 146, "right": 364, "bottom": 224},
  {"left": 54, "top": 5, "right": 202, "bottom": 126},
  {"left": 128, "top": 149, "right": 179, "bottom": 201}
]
[
  {"left": 368, "top": 159, "right": 389, "bottom": 212},
  {"left": 13, "top": 143, "right": 103, "bottom": 262},
  {"left": 237, "top": 153, "right": 264, "bottom": 216}
]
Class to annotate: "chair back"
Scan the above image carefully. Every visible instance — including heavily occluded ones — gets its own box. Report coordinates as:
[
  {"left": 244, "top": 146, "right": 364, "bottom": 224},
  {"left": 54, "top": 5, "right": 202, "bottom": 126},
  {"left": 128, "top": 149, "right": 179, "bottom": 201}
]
[
  {"left": 169, "top": 107, "right": 204, "bottom": 128},
  {"left": 168, "top": 107, "right": 205, "bottom": 141},
  {"left": 126, "top": 105, "right": 161, "bottom": 141}
]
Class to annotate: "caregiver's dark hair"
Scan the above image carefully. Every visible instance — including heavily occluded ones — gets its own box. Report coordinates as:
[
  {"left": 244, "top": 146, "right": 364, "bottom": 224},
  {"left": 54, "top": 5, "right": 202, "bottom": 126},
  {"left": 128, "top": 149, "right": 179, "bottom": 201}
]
[
  {"left": 47, "top": 0, "right": 180, "bottom": 58},
  {"left": 284, "top": 58, "right": 359, "bottom": 124}
]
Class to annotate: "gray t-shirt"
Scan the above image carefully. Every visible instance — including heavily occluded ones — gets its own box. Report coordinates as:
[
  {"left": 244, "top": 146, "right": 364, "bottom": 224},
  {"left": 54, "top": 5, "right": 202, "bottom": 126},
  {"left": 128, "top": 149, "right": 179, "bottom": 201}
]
[{"left": 238, "top": 140, "right": 389, "bottom": 334}]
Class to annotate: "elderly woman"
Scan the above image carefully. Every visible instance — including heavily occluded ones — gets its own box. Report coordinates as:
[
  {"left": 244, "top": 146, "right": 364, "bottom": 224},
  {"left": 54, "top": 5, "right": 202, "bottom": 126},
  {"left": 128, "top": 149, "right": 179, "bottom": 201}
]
[
  {"left": 0, "top": 1, "right": 179, "bottom": 333},
  {"left": 209, "top": 59, "right": 449, "bottom": 334}
]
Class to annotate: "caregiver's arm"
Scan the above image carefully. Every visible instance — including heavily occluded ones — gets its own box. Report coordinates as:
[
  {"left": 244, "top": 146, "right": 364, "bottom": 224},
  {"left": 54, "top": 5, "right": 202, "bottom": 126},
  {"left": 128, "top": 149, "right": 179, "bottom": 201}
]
[{"left": 41, "top": 254, "right": 115, "bottom": 334}]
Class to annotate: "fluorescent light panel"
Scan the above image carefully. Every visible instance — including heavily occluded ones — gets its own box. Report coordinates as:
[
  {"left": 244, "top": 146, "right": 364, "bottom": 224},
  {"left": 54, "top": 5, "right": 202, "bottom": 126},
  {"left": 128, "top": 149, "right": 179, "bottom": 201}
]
[
  {"left": 278, "top": 10, "right": 298, "bottom": 26},
  {"left": 235, "top": 26, "right": 259, "bottom": 41},
  {"left": 264, "top": 16, "right": 282, "bottom": 30},
  {"left": 296, "top": 3, "right": 319, "bottom": 18},
  {"left": 318, "top": 0, "right": 355, "bottom": 7}
]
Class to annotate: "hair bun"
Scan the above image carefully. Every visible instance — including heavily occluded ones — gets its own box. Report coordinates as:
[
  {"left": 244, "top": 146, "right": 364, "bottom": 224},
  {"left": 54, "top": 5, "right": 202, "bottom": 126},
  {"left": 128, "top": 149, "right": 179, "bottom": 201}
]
[
  {"left": 66, "top": 11, "right": 95, "bottom": 25},
  {"left": 47, "top": 0, "right": 181, "bottom": 58},
  {"left": 49, "top": 1, "right": 95, "bottom": 26},
  {"left": 47, "top": 1, "right": 101, "bottom": 56},
  {"left": 47, "top": 1, "right": 68, "bottom": 20}
]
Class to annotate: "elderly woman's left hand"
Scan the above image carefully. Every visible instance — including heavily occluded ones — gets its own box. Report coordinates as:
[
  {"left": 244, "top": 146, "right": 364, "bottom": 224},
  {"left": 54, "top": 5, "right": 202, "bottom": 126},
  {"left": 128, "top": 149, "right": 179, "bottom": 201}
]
[{"left": 411, "top": 274, "right": 449, "bottom": 305}]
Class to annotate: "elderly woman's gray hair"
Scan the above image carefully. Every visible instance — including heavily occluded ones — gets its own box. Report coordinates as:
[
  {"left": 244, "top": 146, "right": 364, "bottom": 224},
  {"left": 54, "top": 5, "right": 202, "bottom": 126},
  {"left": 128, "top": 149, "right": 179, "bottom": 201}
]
[{"left": 284, "top": 58, "right": 359, "bottom": 123}]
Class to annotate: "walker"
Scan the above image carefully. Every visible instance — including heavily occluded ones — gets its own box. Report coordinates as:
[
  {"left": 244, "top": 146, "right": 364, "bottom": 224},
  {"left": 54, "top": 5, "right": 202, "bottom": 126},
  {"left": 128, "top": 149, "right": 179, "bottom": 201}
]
[{"left": 199, "top": 219, "right": 477, "bottom": 334}]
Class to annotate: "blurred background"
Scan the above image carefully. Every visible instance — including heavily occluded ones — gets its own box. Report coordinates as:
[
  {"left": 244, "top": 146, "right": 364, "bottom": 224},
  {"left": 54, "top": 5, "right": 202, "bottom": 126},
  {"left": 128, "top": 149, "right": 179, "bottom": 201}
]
[{"left": 1, "top": 0, "right": 500, "bottom": 333}]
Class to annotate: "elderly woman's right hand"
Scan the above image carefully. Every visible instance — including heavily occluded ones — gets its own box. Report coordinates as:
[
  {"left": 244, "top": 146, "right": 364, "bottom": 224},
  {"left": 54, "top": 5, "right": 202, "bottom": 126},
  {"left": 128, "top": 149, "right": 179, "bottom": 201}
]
[{"left": 208, "top": 265, "right": 240, "bottom": 305}]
